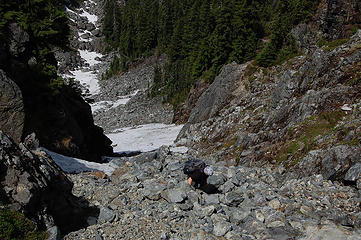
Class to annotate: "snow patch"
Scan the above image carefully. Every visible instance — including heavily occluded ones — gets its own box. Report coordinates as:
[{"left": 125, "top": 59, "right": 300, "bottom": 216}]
[
  {"left": 107, "top": 124, "right": 184, "bottom": 153},
  {"left": 88, "top": 0, "right": 97, "bottom": 5},
  {"left": 170, "top": 146, "right": 189, "bottom": 153},
  {"left": 44, "top": 149, "right": 115, "bottom": 176},
  {"left": 79, "top": 9, "right": 98, "bottom": 25},
  {"left": 65, "top": 7, "right": 76, "bottom": 14},
  {"left": 64, "top": 69, "right": 100, "bottom": 95},
  {"left": 90, "top": 90, "right": 139, "bottom": 113},
  {"left": 341, "top": 104, "right": 352, "bottom": 111},
  {"left": 79, "top": 50, "right": 102, "bottom": 66}
]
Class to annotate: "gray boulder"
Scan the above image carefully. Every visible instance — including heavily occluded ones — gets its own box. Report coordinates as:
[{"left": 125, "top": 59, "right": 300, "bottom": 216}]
[
  {"left": 167, "top": 188, "right": 187, "bottom": 203},
  {"left": 0, "top": 70, "right": 24, "bottom": 143},
  {"left": 213, "top": 218, "right": 232, "bottom": 237},
  {"left": 224, "top": 191, "right": 244, "bottom": 207},
  {"left": 207, "top": 174, "right": 226, "bottom": 188},
  {"left": 344, "top": 163, "right": 361, "bottom": 182},
  {"left": 142, "top": 179, "right": 167, "bottom": 200},
  {"left": 91, "top": 29, "right": 101, "bottom": 37},
  {"left": 98, "top": 206, "right": 116, "bottom": 224},
  {"left": 298, "top": 145, "right": 361, "bottom": 181}
]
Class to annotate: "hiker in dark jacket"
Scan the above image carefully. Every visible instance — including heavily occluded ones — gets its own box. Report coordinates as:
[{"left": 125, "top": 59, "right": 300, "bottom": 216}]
[{"left": 183, "top": 158, "right": 214, "bottom": 190}]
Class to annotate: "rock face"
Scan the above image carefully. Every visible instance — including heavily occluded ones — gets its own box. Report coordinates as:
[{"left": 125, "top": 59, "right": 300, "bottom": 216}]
[
  {"left": 188, "top": 62, "right": 246, "bottom": 125},
  {"left": 298, "top": 145, "right": 361, "bottom": 181},
  {"left": 0, "top": 70, "right": 24, "bottom": 143},
  {"left": 0, "top": 131, "right": 90, "bottom": 233},
  {"left": 177, "top": 62, "right": 248, "bottom": 140},
  {"left": 65, "top": 147, "right": 361, "bottom": 239}
]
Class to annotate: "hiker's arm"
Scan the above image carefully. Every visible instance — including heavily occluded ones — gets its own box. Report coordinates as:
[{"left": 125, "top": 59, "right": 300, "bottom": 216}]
[{"left": 187, "top": 177, "right": 192, "bottom": 185}]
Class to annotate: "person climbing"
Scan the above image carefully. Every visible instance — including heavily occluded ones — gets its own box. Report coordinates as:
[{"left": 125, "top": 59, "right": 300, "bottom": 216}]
[{"left": 183, "top": 158, "right": 215, "bottom": 193}]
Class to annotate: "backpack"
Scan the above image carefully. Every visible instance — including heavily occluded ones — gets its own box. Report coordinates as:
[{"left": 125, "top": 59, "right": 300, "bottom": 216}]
[{"left": 183, "top": 159, "right": 206, "bottom": 175}]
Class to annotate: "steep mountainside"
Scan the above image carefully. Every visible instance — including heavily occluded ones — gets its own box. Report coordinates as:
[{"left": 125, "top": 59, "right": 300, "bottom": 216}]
[
  {"left": 61, "top": 0, "right": 361, "bottom": 239},
  {"left": 176, "top": 0, "right": 361, "bottom": 181},
  {"left": 0, "top": 0, "right": 360, "bottom": 239}
]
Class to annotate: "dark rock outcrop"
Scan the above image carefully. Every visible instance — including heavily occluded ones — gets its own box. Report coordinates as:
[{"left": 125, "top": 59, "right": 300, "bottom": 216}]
[
  {"left": 23, "top": 87, "right": 113, "bottom": 162},
  {"left": 0, "top": 131, "right": 90, "bottom": 233},
  {"left": 0, "top": 70, "right": 25, "bottom": 143},
  {"left": 0, "top": 15, "right": 113, "bottom": 162},
  {"left": 298, "top": 145, "right": 361, "bottom": 181},
  {"left": 8, "top": 23, "right": 30, "bottom": 57}
]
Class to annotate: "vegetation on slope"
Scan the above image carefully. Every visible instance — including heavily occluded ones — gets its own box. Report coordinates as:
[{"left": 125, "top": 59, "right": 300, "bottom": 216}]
[
  {"left": 0, "top": 208, "right": 48, "bottom": 240},
  {"left": 0, "top": 0, "right": 70, "bottom": 96}
]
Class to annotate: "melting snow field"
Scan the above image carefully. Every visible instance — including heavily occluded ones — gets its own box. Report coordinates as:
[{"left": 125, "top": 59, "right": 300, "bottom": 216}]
[
  {"left": 44, "top": 149, "right": 115, "bottom": 175},
  {"left": 107, "top": 124, "right": 184, "bottom": 153},
  {"left": 43, "top": 123, "right": 186, "bottom": 176},
  {"left": 79, "top": 50, "right": 102, "bottom": 66},
  {"left": 66, "top": 69, "right": 100, "bottom": 95}
]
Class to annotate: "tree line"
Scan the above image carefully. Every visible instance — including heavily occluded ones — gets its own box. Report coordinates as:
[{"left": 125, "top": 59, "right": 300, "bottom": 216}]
[{"left": 103, "top": 0, "right": 320, "bottom": 106}]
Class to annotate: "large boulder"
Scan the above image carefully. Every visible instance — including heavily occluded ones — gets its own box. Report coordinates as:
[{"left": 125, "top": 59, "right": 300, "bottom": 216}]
[
  {"left": 0, "top": 70, "right": 24, "bottom": 143},
  {"left": 297, "top": 145, "right": 361, "bottom": 181},
  {"left": 187, "top": 63, "right": 245, "bottom": 124},
  {"left": 0, "top": 131, "right": 89, "bottom": 233},
  {"left": 177, "top": 62, "right": 247, "bottom": 139}
]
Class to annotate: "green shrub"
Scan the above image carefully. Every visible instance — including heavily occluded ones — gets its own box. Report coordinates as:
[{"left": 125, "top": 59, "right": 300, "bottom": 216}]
[
  {"left": 323, "top": 38, "right": 350, "bottom": 51},
  {"left": 276, "top": 111, "right": 346, "bottom": 167},
  {"left": 0, "top": 208, "right": 48, "bottom": 240}
]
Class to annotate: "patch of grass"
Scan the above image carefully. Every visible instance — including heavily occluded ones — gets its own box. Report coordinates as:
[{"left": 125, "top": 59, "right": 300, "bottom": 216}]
[
  {"left": 220, "top": 136, "right": 238, "bottom": 150},
  {"left": 244, "top": 82, "right": 250, "bottom": 91},
  {"left": 345, "top": 61, "right": 361, "bottom": 86},
  {"left": 275, "top": 111, "right": 346, "bottom": 167},
  {"left": 245, "top": 64, "right": 259, "bottom": 77},
  {"left": 323, "top": 38, "right": 350, "bottom": 52},
  {"left": 351, "top": 25, "right": 359, "bottom": 35},
  {"left": 317, "top": 38, "right": 328, "bottom": 48},
  {"left": 274, "top": 45, "right": 301, "bottom": 66},
  {"left": 0, "top": 208, "right": 48, "bottom": 240}
]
